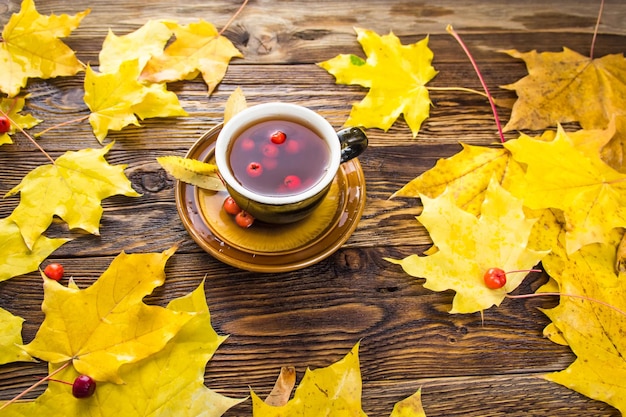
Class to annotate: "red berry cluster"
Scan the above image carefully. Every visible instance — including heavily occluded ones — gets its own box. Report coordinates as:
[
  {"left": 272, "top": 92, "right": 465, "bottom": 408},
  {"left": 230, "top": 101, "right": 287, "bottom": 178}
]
[
  {"left": 43, "top": 263, "right": 64, "bottom": 281},
  {"left": 223, "top": 196, "right": 254, "bottom": 228},
  {"left": 244, "top": 130, "right": 302, "bottom": 192},
  {"left": 0, "top": 115, "right": 11, "bottom": 133}
]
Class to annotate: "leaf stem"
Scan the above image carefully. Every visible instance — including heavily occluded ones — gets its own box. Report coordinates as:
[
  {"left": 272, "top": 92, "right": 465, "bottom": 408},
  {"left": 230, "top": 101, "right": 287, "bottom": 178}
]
[
  {"left": 589, "top": 0, "right": 604, "bottom": 59},
  {"left": 427, "top": 86, "right": 488, "bottom": 98},
  {"left": 34, "top": 114, "right": 90, "bottom": 138},
  {"left": 0, "top": 361, "right": 71, "bottom": 410},
  {"left": 0, "top": 107, "right": 55, "bottom": 165},
  {"left": 218, "top": 0, "right": 249, "bottom": 36},
  {"left": 506, "top": 292, "right": 626, "bottom": 318},
  {"left": 446, "top": 25, "right": 505, "bottom": 143}
]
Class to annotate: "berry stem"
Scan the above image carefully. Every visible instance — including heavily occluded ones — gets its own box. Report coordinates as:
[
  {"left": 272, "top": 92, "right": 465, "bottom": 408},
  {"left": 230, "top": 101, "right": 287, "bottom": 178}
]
[
  {"left": 0, "top": 361, "right": 71, "bottom": 410},
  {"left": 34, "top": 115, "right": 90, "bottom": 138},
  {"left": 218, "top": 0, "right": 248, "bottom": 36},
  {"left": 506, "top": 269, "right": 542, "bottom": 275},
  {"left": 589, "top": 0, "right": 604, "bottom": 59},
  {"left": 446, "top": 25, "right": 506, "bottom": 144},
  {"left": 0, "top": 108, "right": 55, "bottom": 165},
  {"left": 506, "top": 292, "right": 626, "bottom": 318}
]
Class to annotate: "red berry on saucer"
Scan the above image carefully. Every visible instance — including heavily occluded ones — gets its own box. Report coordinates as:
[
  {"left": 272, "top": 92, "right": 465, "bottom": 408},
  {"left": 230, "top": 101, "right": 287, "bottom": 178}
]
[
  {"left": 235, "top": 211, "right": 255, "bottom": 228},
  {"left": 223, "top": 196, "right": 241, "bottom": 215}
]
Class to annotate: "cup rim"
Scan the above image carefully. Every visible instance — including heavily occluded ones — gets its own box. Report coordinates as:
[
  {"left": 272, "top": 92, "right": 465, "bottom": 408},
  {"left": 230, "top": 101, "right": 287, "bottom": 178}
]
[{"left": 215, "top": 102, "right": 341, "bottom": 205}]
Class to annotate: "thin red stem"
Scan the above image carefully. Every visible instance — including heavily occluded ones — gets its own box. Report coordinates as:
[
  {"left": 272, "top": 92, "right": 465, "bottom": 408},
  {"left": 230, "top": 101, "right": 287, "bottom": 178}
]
[
  {"left": 590, "top": 0, "right": 604, "bottom": 59},
  {"left": 34, "top": 114, "right": 89, "bottom": 138},
  {"left": 505, "top": 269, "right": 542, "bottom": 275},
  {"left": 218, "top": 0, "right": 248, "bottom": 36},
  {"left": 506, "top": 292, "right": 626, "bottom": 319},
  {"left": 446, "top": 25, "right": 505, "bottom": 143},
  {"left": 0, "top": 361, "right": 71, "bottom": 410}
]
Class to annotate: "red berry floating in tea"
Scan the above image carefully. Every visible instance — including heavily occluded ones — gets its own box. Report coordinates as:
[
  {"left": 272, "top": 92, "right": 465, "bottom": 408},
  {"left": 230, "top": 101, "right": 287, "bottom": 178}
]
[
  {"left": 246, "top": 162, "right": 263, "bottom": 177},
  {"left": 270, "top": 130, "right": 286, "bottom": 144},
  {"left": 284, "top": 175, "right": 302, "bottom": 190},
  {"left": 262, "top": 143, "right": 279, "bottom": 158}
]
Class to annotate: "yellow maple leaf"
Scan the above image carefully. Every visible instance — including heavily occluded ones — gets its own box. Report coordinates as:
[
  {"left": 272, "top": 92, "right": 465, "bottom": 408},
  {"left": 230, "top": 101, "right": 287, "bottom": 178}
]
[
  {"left": 0, "top": 97, "right": 42, "bottom": 146},
  {"left": 318, "top": 28, "right": 437, "bottom": 137},
  {"left": 251, "top": 342, "right": 367, "bottom": 416},
  {"left": 0, "top": 0, "right": 89, "bottom": 97},
  {"left": 140, "top": 20, "right": 242, "bottom": 95},
  {"left": 157, "top": 156, "right": 225, "bottom": 191},
  {"left": 504, "top": 125, "right": 626, "bottom": 254},
  {"left": 539, "top": 229, "right": 626, "bottom": 414},
  {"left": 392, "top": 143, "right": 524, "bottom": 215},
  {"left": 84, "top": 60, "right": 188, "bottom": 142},
  {"left": 22, "top": 247, "right": 196, "bottom": 384},
  {"left": 2, "top": 280, "right": 244, "bottom": 416},
  {"left": 98, "top": 19, "right": 177, "bottom": 74},
  {"left": 0, "top": 306, "right": 34, "bottom": 365},
  {"left": 0, "top": 218, "right": 69, "bottom": 282},
  {"left": 501, "top": 47, "right": 626, "bottom": 131},
  {"left": 5, "top": 143, "right": 140, "bottom": 250},
  {"left": 387, "top": 179, "right": 547, "bottom": 314}
]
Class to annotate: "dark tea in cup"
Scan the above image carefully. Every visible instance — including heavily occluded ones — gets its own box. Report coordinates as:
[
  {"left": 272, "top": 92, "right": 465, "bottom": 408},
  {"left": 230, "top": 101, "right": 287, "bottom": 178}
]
[{"left": 228, "top": 119, "right": 331, "bottom": 197}]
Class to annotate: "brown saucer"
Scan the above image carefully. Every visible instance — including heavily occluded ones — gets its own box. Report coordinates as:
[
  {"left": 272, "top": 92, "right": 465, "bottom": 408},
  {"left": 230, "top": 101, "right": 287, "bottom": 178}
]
[{"left": 175, "top": 124, "right": 366, "bottom": 273}]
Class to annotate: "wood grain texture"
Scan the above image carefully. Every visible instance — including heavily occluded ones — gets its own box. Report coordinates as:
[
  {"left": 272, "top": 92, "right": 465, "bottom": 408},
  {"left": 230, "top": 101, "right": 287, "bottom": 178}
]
[{"left": 0, "top": 0, "right": 623, "bottom": 415}]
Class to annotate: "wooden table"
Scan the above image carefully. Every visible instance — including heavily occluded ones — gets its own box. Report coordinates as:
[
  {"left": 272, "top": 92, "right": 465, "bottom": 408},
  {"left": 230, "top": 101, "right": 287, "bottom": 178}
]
[{"left": 0, "top": 0, "right": 624, "bottom": 415}]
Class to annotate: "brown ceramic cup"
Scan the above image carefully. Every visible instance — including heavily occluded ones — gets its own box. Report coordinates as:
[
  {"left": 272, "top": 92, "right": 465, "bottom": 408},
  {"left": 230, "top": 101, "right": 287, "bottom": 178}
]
[{"left": 215, "top": 102, "right": 367, "bottom": 224}]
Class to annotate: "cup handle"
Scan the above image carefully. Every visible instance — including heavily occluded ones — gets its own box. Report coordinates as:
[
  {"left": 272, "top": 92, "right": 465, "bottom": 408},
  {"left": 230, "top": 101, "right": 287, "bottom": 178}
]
[{"left": 337, "top": 127, "right": 368, "bottom": 163}]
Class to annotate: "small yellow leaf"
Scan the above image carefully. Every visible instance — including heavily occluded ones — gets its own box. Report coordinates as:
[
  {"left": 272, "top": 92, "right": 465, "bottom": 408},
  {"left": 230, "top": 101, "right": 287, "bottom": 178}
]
[
  {"left": 224, "top": 87, "right": 248, "bottom": 125},
  {"left": 390, "top": 389, "right": 427, "bottom": 417},
  {"left": 157, "top": 156, "right": 225, "bottom": 191},
  {"left": 318, "top": 28, "right": 437, "bottom": 137}
]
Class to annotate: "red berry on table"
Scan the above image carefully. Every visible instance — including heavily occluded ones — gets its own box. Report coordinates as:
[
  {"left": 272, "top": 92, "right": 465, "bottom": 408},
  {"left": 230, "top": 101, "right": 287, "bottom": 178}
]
[
  {"left": 246, "top": 162, "right": 263, "bottom": 177},
  {"left": 284, "top": 175, "right": 301, "bottom": 190},
  {"left": 270, "top": 130, "right": 286, "bottom": 144},
  {"left": 235, "top": 210, "right": 254, "bottom": 228},
  {"left": 223, "top": 196, "right": 241, "bottom": 215},
  {"left": 43, "top": 263, "right": 64, "bottom": 281},
  {"left": 0, "top": 116, "right": 10, "bottom": 133},
  {"left": 484, "top": 267, "right": 506, "bottom": 289},
  {"left": 262, "top": 143, "right": 279, "bottom": 158},
  {"left": 72, "top": 375, "right": 96, "bottom": 398}
]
